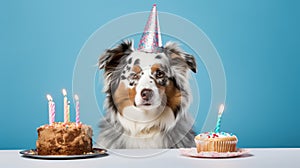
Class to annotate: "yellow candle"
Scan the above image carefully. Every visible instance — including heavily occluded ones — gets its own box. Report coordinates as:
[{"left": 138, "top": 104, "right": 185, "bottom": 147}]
[
  {"left": 67, "top": 101, "right": 70, "bottom": 122},
  {"left": 62, "top": 89, "right": 68, "bottom": 123}
]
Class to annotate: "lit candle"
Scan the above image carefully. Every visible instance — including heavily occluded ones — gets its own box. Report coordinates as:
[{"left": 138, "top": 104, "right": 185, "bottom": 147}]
[
  {"left": 67, "top": 101, "right": 70, "bottom": 122},
  {"left": 74, "top": 94, "right": 80, "bottom": 124},
  {"left": 46, "top": 94, "right": 55, "bottom": 125},
  {"left": 214, "top": 104, "right": 225, "bottom": 133},
  {"left": 62, "top": 89, "right": 68, "bottom": 123}
]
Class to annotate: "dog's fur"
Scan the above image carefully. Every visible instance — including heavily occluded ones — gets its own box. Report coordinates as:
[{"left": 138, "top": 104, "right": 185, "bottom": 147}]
[{"left": 97, "top": 41, "right": 197, "bottom": 148}]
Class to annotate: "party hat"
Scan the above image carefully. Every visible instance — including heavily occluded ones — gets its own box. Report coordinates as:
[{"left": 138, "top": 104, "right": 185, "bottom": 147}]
[{"left": 137, "top": 4, "right": 162, "bottom": 53}]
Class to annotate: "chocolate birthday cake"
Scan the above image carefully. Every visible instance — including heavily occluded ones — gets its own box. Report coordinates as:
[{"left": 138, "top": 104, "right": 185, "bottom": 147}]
[{"left": 36, "top": 122, "right": 93, "bottom": 155}]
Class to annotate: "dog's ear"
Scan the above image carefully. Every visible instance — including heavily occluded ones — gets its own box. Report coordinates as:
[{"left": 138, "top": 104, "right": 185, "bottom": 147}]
[
  {"left": 164, "top": 42, "right": 197, "bottom": 73},
  {"left": 182, "top": 53, "right": 197, "bottom": 73},
  {"left": 98, "top": 40, "right": 134, "bottom": 71}
]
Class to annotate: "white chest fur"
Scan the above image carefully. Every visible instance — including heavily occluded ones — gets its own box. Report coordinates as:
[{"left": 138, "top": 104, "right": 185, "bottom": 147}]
[{"left": 117, "top": 106, "right": 176, "bottom": 148}]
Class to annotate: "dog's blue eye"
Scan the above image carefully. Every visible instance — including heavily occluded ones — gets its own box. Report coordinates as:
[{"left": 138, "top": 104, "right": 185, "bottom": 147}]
[
  {"left": 132, "top": 74, "right": 139, "bottom": 80},
  {"left": 129, "top": 73, "right": 140, "bottom": 80}
]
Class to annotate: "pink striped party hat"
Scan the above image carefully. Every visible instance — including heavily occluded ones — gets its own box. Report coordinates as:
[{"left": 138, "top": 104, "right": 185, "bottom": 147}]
[{"left": 137, "top": 4, "right": 162, "bottom": 53}]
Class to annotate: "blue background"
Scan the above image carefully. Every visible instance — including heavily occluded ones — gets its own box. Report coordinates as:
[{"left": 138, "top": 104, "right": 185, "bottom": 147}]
[{"left": 0, "top": 0, "right": 299, "bottom": 149}]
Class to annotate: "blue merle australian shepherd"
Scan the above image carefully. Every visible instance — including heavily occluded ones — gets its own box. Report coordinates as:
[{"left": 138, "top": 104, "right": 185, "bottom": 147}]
[{"left": 97, "top": 41, "right": 197, "bottom": 148}]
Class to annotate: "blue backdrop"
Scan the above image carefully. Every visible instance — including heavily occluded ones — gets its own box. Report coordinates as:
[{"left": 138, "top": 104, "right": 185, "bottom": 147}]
[{"left": 0, "top": 0, "right": 299, "bottom": 149}]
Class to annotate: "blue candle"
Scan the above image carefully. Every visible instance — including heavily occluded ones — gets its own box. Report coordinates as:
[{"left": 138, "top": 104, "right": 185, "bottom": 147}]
[{"left": 214, "top": 104, "right": 225, "bottom": 133}]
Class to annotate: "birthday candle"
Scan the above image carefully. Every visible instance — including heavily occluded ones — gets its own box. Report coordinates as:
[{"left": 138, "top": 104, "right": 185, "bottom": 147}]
[
  {"left": 46, "top": 94, "right": 55, "bottom": 125},
  {"left": 67, "top": 101, "right": 70, "bottom": 122},
  {"left": 214, "top": 104, "right": 225, "bottom": 133},
  {"left": 62, "top": 89, "right": 68, "bottom": 123},
  {"left": 74, "top": 94, "right": 80, "bottom": 124}
]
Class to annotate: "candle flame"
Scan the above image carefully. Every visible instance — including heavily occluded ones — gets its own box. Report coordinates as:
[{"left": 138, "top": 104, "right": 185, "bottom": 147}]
[
  {"left": 62, "top": 88, "right": 67, "bottom": 96},
  {"left": 74, "top": 94, "right": 79, "bottom": 101},
  {"left": 218, "top": 104, "right": 225, "bottom": 115},
  {"left": 46, "top": 94, "right": 53, "bottom": 101}
]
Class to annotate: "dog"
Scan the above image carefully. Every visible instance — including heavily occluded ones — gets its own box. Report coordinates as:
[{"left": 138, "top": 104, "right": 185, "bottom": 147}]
[{"left": 97, "top": 40, "right": 197, "bottom": 148}]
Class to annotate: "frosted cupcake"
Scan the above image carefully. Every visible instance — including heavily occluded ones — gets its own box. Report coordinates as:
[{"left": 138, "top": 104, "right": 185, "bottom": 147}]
[{"left": 194, "top": 131, "right": 238, "bottom": 153}]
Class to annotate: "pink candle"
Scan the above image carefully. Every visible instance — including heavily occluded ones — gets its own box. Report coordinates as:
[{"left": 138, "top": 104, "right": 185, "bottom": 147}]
[
  {"left": 74, "top": 94, "right": 80, "bottom": 124},
  {"left": 62, "top": 89, "right": 68, "bottom": 123},
  {"left": 46, "top": 94, "right": 55, "bottom": 125}
]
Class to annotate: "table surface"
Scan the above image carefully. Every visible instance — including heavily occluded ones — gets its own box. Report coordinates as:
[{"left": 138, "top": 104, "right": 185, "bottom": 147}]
[{"left": 1, "top": 148, "right": 300, "bottom": 168}]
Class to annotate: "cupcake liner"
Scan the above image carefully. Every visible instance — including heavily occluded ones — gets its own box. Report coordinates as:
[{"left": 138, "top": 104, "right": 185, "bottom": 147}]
[{"left": 195, "top": 139, "right": 237, "bottom": 153}]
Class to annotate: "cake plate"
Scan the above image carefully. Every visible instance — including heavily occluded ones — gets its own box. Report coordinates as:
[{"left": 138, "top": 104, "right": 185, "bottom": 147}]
[
  {"left": 180, "top": 148, "right": 249, "bottom": 158},
  {"left": 19, "top": 148, "right": 108, "bottom": 160}
]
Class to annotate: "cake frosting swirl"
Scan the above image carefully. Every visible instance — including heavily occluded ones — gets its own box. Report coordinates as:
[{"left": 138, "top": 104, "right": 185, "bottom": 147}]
[{"left": 196, "top": 132, "right": 237, "bottom": 139}]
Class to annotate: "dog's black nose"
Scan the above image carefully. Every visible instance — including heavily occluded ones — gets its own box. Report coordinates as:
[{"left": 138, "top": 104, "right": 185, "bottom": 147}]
[{"left": 141, "top": 89, "right": 153, "bottom": 101}]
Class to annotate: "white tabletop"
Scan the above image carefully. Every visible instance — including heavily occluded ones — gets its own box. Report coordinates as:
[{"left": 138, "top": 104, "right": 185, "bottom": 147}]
[{"left": 1, "top": 148, "right": 299, "bottom": 168}]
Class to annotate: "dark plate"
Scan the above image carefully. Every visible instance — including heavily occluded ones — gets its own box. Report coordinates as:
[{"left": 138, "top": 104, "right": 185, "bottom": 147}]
[{"left": 19, "top": 148, "right": 108, "bottom": 160}]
